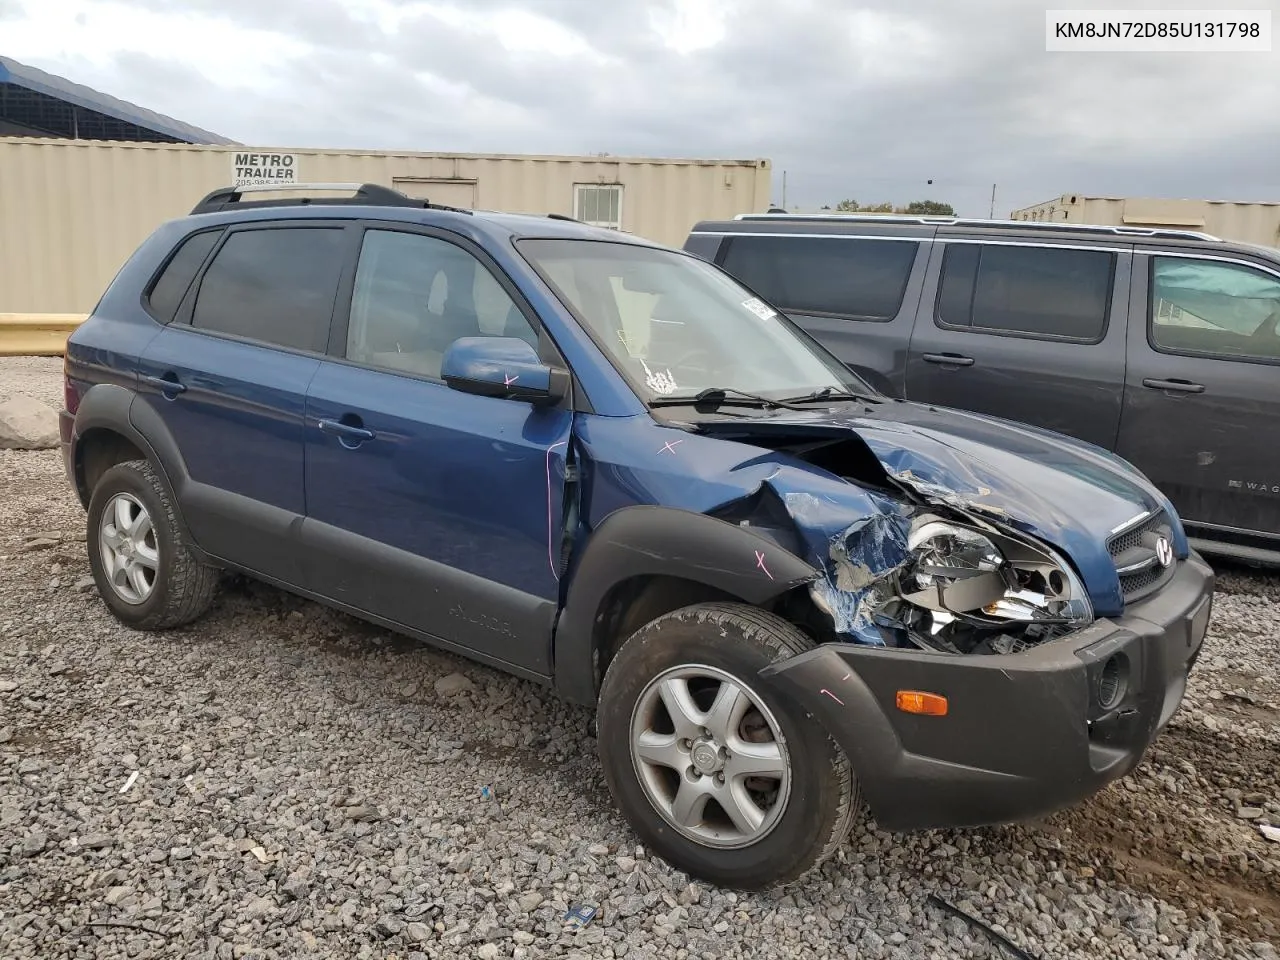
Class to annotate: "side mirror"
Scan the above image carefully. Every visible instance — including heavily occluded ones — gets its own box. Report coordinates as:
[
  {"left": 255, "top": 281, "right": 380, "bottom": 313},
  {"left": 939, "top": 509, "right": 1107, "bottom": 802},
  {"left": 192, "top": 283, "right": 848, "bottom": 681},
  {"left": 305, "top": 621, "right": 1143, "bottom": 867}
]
[{"left": 441, "top": 337, "right": 568, "bottom": 405}]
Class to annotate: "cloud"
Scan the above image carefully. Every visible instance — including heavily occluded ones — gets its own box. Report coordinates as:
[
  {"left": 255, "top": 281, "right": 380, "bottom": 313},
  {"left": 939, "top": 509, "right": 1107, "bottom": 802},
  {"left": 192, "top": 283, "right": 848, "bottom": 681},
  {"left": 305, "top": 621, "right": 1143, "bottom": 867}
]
[{"left": 4, "top": 0, "right": 1279, "bottom": 216}]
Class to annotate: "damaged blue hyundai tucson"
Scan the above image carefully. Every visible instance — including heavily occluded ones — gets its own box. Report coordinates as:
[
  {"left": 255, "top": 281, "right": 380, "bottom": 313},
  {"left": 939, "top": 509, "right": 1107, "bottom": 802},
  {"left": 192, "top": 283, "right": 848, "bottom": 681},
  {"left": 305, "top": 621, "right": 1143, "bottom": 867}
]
[{"left": 60, "top": 183, "right": 1215, "bottom": 891}]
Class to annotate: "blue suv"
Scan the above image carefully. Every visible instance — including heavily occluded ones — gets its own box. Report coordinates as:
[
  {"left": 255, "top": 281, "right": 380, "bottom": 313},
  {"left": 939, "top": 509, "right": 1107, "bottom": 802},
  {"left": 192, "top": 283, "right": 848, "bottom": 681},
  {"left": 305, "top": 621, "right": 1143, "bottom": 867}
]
[{"left": 60, "top": 182, "right": 1214, "bottom": 889}]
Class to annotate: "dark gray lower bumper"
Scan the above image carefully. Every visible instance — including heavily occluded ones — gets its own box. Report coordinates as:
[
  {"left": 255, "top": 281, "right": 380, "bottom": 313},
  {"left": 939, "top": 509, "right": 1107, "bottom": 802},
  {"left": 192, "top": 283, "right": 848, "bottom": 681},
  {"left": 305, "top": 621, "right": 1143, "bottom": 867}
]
[
  {"left": 759, "top": 553, "right": 1214, "bottom": 831},
  {"left": 59, "top": 409, "right": 77, "bottom": 494}
]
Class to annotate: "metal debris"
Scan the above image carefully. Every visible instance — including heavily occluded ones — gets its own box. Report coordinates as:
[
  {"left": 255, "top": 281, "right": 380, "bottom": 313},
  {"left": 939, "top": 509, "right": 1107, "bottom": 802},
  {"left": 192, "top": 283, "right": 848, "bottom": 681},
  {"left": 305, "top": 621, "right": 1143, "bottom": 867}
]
[{"left": 927, "top": 894, "right": 1040, "bottom": 960}]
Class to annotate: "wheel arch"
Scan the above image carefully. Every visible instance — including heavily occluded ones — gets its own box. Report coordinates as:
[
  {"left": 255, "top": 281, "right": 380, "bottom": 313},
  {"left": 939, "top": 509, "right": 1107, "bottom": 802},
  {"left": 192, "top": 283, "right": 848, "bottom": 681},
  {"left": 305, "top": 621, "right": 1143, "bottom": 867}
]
[
  {"left": 71, "top": 384, "right": 205, "bottom": 560},
  {"left": 551, "top": 505, "right": 821, "bottom": 705}
]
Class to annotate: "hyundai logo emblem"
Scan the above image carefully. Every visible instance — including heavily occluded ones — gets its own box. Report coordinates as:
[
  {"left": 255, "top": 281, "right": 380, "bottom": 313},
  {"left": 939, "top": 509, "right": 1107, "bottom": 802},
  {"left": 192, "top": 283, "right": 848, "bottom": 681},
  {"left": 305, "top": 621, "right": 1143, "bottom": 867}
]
[{"left": 1155, "top": 536, "right": 1174, "bottom": 568}]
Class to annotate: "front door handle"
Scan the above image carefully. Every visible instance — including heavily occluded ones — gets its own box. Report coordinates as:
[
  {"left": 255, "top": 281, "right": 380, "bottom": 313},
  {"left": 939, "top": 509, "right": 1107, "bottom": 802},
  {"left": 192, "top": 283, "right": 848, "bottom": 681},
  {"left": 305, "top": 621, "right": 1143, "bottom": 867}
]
[
  {"left": 922, "top": 353, "right": 976, "bottom": 367},
  {"left": 140, "top": 373, "right": 187, "bottom": 395},
  {"left": 1142, "top": 378, "right": 1205, "bottom": 394},
  {"left": 317, "top": 418, "right": 376, "bottom": 443}
]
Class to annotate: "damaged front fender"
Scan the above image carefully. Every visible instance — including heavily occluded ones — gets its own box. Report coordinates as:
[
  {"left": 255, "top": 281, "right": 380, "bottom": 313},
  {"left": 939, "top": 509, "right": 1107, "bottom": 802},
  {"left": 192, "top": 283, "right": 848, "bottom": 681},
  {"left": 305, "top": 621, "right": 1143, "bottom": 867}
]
[
  {"left": 713, "top": 466, "right": 1094, "bottom": 657},
  {"left": 551, "top": 504, "right": 821, "bottom": 704}
]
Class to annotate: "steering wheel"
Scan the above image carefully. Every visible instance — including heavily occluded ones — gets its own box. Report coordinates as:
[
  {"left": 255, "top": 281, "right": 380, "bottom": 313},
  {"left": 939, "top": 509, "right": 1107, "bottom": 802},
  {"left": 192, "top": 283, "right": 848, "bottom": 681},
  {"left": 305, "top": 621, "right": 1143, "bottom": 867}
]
[{"left": 665, "top": 347, "right": 719, "bottom": 377}]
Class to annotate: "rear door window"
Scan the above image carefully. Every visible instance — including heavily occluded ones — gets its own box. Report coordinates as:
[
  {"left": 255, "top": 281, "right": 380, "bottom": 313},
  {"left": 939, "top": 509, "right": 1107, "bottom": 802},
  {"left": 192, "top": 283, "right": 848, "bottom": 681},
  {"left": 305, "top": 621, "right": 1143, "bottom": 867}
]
[
  {"left": 936, "top": 243, "right": 1115, "bottom": 342},
  {"left": 1150, "top": 256, "right": 1280, "bottom": 362},
  {"left": 190, "top": 226, "right": 347, "bottom": 353},
  {"left": 719, "top": 235, "right": 918, "bottom": 321}
]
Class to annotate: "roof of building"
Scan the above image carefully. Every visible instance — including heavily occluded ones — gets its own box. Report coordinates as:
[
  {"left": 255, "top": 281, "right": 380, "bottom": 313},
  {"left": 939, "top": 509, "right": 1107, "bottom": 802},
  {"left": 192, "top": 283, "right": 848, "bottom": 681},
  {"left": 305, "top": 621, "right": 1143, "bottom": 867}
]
[{"left": 0, "top": 55, "right": 236, "bottom": 144}]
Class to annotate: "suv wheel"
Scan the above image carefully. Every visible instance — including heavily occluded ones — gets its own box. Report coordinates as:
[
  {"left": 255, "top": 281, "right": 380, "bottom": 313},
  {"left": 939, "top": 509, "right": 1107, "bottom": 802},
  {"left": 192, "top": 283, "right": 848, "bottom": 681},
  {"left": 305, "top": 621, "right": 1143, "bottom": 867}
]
[
  {"left": 597, "top": 602, "right": 857, "bottom": 889},
  {"left": 86, "top": 459, "right": 219, "bottom": 630}
]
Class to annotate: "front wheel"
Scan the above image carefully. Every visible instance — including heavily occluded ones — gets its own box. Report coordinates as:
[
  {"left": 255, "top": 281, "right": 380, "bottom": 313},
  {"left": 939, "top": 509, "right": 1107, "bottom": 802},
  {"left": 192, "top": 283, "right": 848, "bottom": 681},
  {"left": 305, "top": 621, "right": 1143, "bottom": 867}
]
[{"left": 596, "top": 602, "right": 857, "bottom": 889}]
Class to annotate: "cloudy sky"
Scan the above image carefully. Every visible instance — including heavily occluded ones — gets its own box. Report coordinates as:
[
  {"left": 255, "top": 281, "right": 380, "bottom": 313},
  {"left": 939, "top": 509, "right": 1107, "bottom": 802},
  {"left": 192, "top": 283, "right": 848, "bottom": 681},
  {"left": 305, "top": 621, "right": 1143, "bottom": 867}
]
[{"left": 3, "top": 0, "right": 1279, "bottom": 216}]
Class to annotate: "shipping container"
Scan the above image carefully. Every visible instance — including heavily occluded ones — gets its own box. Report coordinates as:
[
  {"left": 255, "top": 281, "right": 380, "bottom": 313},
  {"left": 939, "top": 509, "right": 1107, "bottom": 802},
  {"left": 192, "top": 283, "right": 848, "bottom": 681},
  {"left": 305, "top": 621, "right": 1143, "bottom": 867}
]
[
  {"left": 1011, "top": 193, "right": 1280, "bottom": 248},
  {"left": 0, "top": 138, "right": 771, "bottom": 314}
]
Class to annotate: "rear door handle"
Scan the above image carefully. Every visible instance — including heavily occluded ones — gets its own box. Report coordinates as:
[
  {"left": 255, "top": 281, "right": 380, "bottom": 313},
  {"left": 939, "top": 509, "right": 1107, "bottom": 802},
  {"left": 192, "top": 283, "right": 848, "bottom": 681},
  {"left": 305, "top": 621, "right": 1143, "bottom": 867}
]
[
  {"left": 140, "top": 374, "right": 187, "bottom": 395},
  {"left": 317, "top": 418, "right": 376, "bottom": 442},
  {"left": 1142, "top": 378, "right": 1205, "bottom": 394},
  {"left": 922, "top": 353, "right": 975, "bottom": 367}
]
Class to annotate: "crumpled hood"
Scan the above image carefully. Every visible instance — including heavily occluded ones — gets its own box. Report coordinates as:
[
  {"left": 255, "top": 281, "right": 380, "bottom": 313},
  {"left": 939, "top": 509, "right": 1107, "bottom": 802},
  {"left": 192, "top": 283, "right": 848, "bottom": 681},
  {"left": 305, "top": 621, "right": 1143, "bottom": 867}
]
[{"left": 693, "top": 399, "right": 1188, "bottom": 616}]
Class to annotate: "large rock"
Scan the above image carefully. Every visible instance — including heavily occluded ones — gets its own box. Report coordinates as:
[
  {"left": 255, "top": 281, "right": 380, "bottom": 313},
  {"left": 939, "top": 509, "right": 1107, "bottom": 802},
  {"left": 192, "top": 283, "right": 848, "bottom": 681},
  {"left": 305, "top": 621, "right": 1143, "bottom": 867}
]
[{"left": 0, "top": 396, "right": 59, "bottom": 450}]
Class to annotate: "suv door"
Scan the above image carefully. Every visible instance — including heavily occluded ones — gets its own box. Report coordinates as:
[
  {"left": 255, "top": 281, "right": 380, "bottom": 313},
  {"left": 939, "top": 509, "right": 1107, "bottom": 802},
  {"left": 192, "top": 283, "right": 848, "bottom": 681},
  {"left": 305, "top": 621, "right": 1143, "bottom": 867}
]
[
  {"left": 299, "top": 224, "right": 572, "bottom": 676},
  {"left": 713, "top": 231, "right": 929, "bottom": 397},
  {"left": 135, "top": 221, "right": 352, "bottom": 583},
  {"left": 1118, "top": 250, "right": 1280, "bottom": 544},
  {"left": 903, "top": 238, "right": 1131, "bottom": 450}
]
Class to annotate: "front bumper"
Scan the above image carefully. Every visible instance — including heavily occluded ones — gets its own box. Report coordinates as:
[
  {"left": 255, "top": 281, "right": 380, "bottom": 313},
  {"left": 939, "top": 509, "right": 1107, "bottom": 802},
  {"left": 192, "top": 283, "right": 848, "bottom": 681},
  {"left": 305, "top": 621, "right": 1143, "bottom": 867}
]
[{"left": 759, "top": 552, "right": 1214, "bottom": 831}]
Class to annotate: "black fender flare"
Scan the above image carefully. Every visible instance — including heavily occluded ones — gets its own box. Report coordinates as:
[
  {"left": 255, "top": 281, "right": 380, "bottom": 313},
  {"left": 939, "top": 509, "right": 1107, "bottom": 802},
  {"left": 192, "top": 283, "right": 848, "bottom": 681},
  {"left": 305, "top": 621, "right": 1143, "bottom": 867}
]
[
  {"left": 71, "top": 384, "right": 204, "bottom": 557},
  {"left": 551, "top": 505, "right": 819, "bottom": 704},
  {"left": 72, "top": 383, "right": 190, "bottom": 496}
]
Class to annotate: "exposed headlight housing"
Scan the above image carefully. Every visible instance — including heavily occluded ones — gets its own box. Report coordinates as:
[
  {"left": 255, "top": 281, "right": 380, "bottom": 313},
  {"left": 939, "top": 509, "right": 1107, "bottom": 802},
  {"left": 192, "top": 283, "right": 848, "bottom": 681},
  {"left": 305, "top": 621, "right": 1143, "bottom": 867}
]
[{"left": 883, "top": 516, "right": 1093, "bottom": 654}]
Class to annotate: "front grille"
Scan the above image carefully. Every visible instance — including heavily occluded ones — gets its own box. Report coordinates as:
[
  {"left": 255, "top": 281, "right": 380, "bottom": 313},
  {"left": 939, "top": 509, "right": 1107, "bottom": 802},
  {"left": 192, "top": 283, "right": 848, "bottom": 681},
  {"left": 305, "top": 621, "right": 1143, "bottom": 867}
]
[{"left": 1107, "top": 510, "right": 1177, "bottom": 603}]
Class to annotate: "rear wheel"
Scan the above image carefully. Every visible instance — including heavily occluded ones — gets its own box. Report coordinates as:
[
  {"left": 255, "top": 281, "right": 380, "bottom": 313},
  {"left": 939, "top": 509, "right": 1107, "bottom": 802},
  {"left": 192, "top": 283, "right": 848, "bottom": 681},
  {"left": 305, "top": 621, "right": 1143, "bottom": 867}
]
[
  {"left": 86, "top": 459, "right": 219, "bottom": 630},
  {"left": 597, "top": 602, "right": 857, "bottom": 889}
]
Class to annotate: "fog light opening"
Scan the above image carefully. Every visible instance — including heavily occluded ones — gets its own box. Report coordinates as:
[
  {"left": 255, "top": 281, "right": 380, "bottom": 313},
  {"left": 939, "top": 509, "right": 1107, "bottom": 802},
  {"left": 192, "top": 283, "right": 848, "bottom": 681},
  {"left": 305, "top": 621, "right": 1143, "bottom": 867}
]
[{"left": 1097, "top": 655, "right": 1126, "bottom": 711}]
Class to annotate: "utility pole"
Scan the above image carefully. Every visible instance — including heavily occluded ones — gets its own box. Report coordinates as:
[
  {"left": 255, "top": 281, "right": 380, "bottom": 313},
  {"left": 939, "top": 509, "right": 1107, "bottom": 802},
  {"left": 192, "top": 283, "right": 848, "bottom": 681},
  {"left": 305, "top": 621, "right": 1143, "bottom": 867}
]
[
  {"left": 989, "top": 183, "right": 997, "bottom": 219},
  {"left": 782, "top": 170, "right": 788, "bottom": 209}
]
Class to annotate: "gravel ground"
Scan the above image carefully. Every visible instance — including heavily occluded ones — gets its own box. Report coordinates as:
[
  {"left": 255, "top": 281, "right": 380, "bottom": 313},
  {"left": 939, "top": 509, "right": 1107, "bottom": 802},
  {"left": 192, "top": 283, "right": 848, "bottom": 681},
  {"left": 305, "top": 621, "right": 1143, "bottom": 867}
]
[{"left": 2, "top": 356, "right": 1278, "bottom": 960}]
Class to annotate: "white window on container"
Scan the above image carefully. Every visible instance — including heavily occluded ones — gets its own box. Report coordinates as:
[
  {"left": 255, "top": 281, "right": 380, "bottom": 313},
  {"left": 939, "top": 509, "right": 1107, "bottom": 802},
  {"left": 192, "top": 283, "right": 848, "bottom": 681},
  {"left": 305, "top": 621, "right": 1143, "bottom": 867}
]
[{"left": 574, "top": 184, "right": 623, "bottom": 230}]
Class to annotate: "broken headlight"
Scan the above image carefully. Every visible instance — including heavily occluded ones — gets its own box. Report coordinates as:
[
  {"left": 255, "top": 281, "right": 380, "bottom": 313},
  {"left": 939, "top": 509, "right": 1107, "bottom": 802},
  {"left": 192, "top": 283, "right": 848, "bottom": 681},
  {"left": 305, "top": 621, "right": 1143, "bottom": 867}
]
[{"left": 883, "top": 517, "right": 1093, "bottom": 653}]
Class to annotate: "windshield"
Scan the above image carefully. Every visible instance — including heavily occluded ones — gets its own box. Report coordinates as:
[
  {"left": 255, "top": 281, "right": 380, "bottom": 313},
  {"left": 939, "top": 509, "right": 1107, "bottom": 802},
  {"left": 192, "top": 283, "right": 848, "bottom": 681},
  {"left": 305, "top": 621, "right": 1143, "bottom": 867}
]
[{"left": 517, "top": 238, "right": 863, "bottom": 402}]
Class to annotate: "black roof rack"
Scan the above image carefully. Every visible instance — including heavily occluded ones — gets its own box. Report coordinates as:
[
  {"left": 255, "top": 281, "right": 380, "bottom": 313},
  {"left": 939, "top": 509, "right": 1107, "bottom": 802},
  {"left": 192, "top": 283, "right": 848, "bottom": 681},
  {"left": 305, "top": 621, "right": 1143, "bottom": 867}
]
[{"left": 189, "top": 181, "right": 474, "bottom": 217}]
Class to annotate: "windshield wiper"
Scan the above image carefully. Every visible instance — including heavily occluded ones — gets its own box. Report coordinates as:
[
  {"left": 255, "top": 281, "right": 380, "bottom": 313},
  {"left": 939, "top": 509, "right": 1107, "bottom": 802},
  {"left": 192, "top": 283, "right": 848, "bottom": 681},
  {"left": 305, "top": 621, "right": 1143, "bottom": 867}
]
[
  {"left": 777, "top": 386, "right": 884, "bottom": 405},
  {"left": 649, "top": 387, "right": 811, "bottom": 410}
]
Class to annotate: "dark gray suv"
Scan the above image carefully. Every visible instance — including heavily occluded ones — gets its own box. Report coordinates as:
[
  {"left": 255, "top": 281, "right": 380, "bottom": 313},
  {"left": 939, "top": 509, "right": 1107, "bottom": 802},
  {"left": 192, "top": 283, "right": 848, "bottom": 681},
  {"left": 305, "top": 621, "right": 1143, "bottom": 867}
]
[{"left": 685, "top": 214, "right": 1280, "bottom": 566}]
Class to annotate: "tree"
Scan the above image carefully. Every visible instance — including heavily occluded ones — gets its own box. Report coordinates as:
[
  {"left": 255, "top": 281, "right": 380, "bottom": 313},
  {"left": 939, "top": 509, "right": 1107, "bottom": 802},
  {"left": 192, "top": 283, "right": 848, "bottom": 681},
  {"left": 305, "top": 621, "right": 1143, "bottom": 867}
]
[
  {"left": 835, "top": 199, "right": 894, "bottom": 213},
  {"left": 833, "top": 198, "right": 957, "bottom": 215},
  {"left": 902, "top": 200, "right": 955, "bottom": 216}
]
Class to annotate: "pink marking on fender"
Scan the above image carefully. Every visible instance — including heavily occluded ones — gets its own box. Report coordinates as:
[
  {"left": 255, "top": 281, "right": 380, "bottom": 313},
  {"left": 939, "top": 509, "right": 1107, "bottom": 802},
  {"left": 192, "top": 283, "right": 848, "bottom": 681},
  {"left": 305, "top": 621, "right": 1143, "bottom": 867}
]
[
  {"left": 841, "top": 672, "right": 852, "bottom": 682},
  {"left": 546, "top": 440, "right": 568, "bottom": 581},
  {"left": 820, "top": 689, "right": 845, "bottom": 706},
  {"left": 755, "top": 550, "right": 773, "bottom": 580},
  {"left": 659, "top": 439, "right": 684, "bottom": 455},
  {"left": 504, "top": 373, "right": 519, "bottom": 387}
]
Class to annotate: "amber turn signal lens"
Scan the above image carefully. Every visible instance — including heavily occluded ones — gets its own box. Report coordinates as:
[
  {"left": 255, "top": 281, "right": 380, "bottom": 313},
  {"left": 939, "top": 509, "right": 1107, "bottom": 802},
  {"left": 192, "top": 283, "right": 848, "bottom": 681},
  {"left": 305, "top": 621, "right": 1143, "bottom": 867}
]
[{"left": 896, "top": 690, "right": 948, "bottom": 716}]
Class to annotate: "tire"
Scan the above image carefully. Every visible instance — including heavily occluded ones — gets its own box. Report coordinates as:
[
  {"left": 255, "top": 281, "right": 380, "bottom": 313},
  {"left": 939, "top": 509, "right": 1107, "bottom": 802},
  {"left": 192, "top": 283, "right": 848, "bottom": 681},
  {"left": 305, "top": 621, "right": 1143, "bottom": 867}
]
[
  {"left": 86, "top": 459, "right": 219, "bottom": 631},
  {"left": 597, "top": 602, "right": 857, "bottom": 889}
]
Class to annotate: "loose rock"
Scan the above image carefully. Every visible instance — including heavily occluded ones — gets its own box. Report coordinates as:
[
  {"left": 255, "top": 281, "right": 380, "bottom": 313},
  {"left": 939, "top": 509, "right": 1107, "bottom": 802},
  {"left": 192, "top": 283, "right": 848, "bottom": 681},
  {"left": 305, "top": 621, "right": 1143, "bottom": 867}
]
[
  {"left": 433, "top": 672, "right": 475, "bottom": 698},
  {"left": 0, "top": 395, "right": 59, "bottom": 450}
]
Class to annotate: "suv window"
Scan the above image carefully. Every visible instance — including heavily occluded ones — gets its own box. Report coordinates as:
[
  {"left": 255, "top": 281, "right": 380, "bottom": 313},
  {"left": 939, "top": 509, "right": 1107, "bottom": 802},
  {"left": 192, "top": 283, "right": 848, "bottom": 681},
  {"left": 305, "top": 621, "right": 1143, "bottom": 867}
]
[
  {"left": 936, "top": 243, "right": 1114, "bottom": 341},
  {"left": 191, "top": 227, "right": 346, "bottom": 352},
  {"left": 345, "top": 229, "right": 539, "bottom": 379},
  {"left": 146, "top": 229, "right": 221, "bottom": 323},
  {"left": 719, "top": 236, "right": 917, "bottom": 321},
  {"left": 1150, "top": 256, "right": 1280, "bottom": 362}
]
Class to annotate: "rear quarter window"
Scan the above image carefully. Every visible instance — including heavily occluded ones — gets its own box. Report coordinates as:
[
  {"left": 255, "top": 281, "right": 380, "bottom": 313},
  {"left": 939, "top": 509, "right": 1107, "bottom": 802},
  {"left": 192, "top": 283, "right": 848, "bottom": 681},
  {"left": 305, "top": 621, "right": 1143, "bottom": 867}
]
[
  {"left": 719, "top": 235, "right": 918, "bottom": 321},
  {"left": 144, "top": 229, "right": 222, "bottom": 323}
]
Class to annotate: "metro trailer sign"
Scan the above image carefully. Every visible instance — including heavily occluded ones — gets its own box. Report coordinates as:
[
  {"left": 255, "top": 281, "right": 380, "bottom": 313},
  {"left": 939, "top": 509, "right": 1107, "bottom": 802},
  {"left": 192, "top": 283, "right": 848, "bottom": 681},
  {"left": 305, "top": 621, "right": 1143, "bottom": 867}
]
[{"left": 232, "top": 152, "right": 299, "bottom": 187}]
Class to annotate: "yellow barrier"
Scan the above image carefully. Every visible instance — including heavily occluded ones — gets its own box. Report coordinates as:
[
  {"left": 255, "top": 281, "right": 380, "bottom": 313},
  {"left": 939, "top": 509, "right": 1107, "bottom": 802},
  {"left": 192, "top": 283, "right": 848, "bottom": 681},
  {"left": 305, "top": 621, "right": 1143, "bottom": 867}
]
[{"left": 0, "top": 314, "right": 86, "bottom": 357}]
